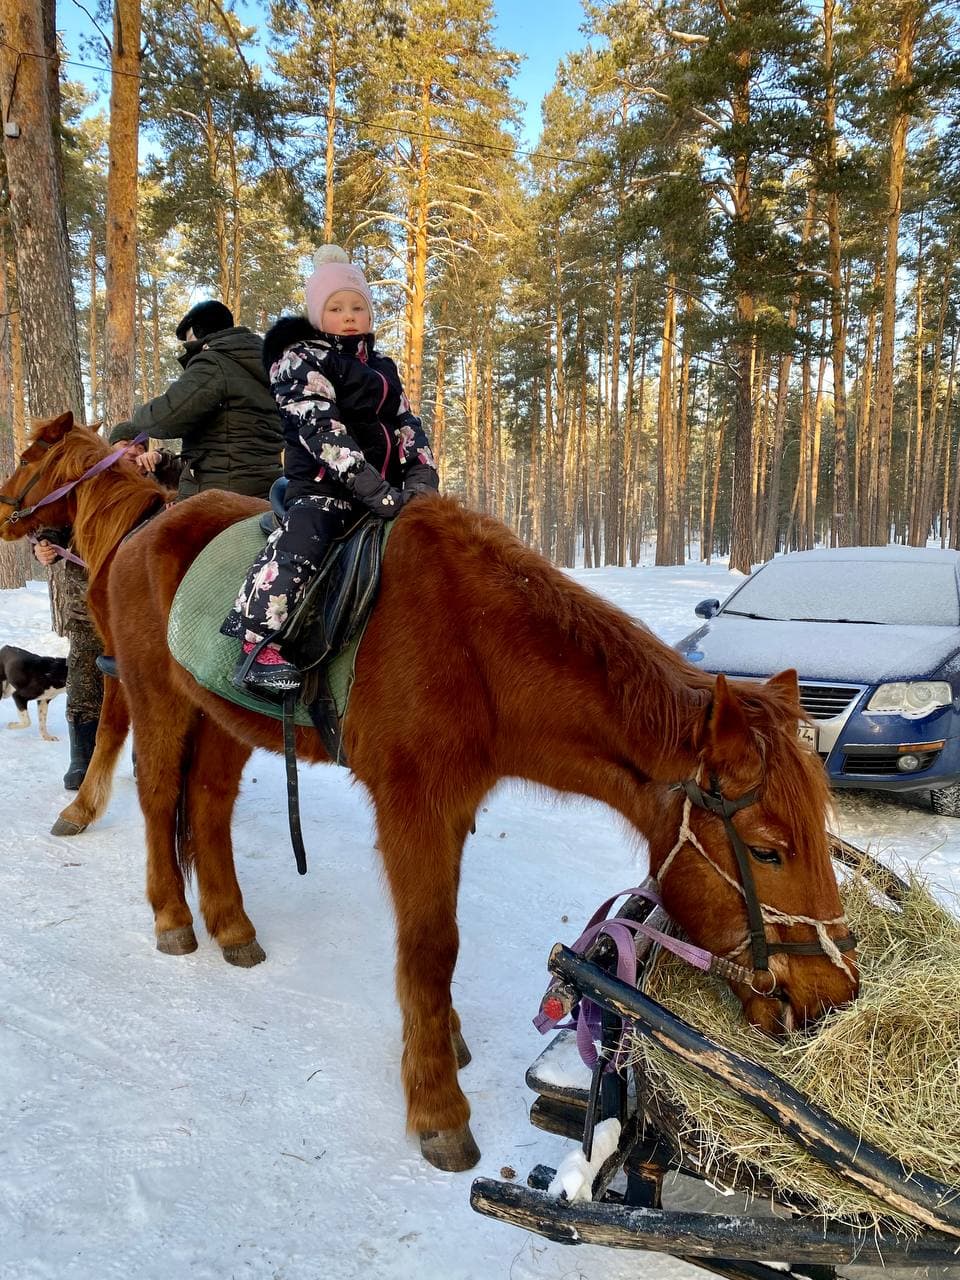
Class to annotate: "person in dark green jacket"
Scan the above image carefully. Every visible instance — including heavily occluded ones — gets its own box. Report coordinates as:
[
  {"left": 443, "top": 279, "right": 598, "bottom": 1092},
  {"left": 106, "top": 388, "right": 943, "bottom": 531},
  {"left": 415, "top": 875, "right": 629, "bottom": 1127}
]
[{"left": 130, "top": 300, "right": 283, "bottom": 500}]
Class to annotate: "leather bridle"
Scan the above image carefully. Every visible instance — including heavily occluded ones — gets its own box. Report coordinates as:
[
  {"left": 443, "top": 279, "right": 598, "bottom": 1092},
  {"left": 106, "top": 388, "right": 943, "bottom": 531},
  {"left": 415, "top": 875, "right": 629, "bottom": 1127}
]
[
  {"left": 660, "top": 772, "right": 858, "bottom": 995},
  {"left": 0, "top": 438, "right": 61, "bottom": 526}
]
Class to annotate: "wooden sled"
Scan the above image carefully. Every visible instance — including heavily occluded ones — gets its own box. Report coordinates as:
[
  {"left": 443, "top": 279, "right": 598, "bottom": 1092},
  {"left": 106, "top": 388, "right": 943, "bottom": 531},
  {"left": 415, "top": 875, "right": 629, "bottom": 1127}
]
[{"left": 471, "top": 837, "right": 960, "bottom": 1279}]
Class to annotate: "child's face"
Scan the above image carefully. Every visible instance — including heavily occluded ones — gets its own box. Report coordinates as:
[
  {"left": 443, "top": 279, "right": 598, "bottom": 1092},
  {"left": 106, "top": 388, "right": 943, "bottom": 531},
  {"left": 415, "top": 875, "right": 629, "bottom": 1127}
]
[{"left": 322, "top": 290, "right": 372, "bottom": 335}]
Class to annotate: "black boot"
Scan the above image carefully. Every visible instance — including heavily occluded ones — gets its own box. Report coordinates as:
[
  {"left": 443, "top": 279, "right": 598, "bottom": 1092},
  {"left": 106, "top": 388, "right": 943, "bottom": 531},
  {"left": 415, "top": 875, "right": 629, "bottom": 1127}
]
[{"left": 64, "top": 719, "right": 99, "bottom": 790}]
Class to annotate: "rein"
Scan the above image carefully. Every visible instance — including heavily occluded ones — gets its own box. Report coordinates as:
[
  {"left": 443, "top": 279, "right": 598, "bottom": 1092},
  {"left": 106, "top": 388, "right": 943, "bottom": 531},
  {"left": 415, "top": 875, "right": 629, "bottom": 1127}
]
[{"left": 659, "top": 772, "right": 857, "bottom": 992}]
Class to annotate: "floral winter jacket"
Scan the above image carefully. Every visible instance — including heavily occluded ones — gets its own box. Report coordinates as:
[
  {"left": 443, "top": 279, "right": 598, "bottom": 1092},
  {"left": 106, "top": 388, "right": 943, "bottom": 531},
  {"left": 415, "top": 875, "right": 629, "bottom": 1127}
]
[{"left": 262, "top": 316, "right": 438, "bottom": 506}]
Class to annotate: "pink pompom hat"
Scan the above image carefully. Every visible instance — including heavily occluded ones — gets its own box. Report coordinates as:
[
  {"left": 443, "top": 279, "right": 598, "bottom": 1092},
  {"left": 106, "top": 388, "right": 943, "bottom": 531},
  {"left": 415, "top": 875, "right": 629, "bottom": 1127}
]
[{"left": 304, "top": 244, "right": 376, "bottom": 331}]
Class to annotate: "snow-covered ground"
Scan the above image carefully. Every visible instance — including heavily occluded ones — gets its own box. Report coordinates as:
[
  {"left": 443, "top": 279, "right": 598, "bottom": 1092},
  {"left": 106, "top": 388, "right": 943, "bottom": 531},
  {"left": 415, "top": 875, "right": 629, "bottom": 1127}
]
[{"left": 2, "top": 564, "right": 958, "bottom": 1280}]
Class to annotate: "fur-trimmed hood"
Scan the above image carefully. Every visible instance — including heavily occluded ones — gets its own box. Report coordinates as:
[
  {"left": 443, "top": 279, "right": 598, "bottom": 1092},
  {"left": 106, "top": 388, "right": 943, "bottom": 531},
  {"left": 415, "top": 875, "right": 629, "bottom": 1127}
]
[
  {"left": 262, "top": 316, "right": 320, "bottom": 372},
  {"left": 262, "top": 315, "right": 377, "bottom": 374}
]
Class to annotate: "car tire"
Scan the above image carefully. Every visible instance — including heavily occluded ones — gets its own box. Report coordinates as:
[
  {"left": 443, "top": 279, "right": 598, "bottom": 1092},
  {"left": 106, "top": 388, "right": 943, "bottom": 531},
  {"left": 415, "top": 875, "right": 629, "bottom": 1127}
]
[{"left": 931, "top": 783, "right": 960, "bottom": 817}]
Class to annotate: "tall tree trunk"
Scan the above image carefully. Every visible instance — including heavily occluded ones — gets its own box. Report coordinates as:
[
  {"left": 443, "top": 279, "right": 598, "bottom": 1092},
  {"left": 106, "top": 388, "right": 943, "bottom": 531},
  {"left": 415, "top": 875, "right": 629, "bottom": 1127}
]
[
  {"left": 798, "top": 347, "right": 812, "bottom": 548},
  {"left": 150, "top": 273, "right": 161, "bottom": 396},
  {"left": 463, "top": 347, "right": 479, "bottom": 510},
  {"left": 604, "top": 246, "right": 624, "bottom": 564},
  {"left": 204, "top": 98, "right": 230, "bottom": 306},
  {"left": 915, "top": 259, "right": 952, "bottom": 544},
  {"left": 102, "top": 0, "right": 141, "bottom": 429},
  {"left": 405, "top": 82, "right": 431, "bottom": 410},
  {"left": 873, "top": 2, "right": 919, "bottom": 544},
  {"left": 324, "top": 25, "right": 338, "bottom": 241},
  {"left": 809, "top": 319, "right": 828, "bottom": 546},
  {"left": 677, "top": 302, "right": 695, "bottom": 564},
  {"left": 823, "top": 0, "right": 851, "bottom": 545},
  {"left": 88, "top": 228, "right": 99, "bottom": 420},
  {"left": 10, "top": 298, "right": 25, "bottom": 452},
  {"left": 620, "top": 276, "right": 639, "bottom": 562},
  {"left": 656, "top": 275, "right": 679, "bottom": 565},
  {"left": 529, "top": 375, "right": 542, "bottom": 554},
  {"left": 482, "top": 329, "right": 494, "bottom": 512},
  {"left": 705, "top": 416, "right": 726, "bottom": 566},
  {"left": 728, "top": 54, "right": 756, "bottom": 574},
  {"left": 940, "top": 333, "right": 957, "bottom": 546},
  {"left": 0, "top": 223, "right": 25, "bottom": 588},
  {"left": 751, "top": 348, "right": 767, "bottom": 550},
  {"left": 228, "top": 128, "right": 243, "bottom": 320},
  {"left": 761, "top": 189, "right": 818, "bottom": 560},
  {"left": 137, "top": 282, "right": 149, "bottom": 403},
  {"left": 432, "top": 297, "right": 448, "bottom": 477},
  {"left": 0, "top": 0, "right": 85, "bottom": 421},
  {"left": 858, "top": 259, "right": 882, "bottom": 542},
  {"left": 562, "top": 305, "right": 585, "bottom": 567}
]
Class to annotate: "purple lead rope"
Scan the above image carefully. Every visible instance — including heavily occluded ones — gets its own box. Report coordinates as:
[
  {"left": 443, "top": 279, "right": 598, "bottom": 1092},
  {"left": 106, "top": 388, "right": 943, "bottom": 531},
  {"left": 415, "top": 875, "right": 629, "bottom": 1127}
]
[
  {"left": 534, "top": 884, "right": 718, "bottom": 1072},
  {"left": 27, "top": 433, "right": 150, "bottom": 571}
]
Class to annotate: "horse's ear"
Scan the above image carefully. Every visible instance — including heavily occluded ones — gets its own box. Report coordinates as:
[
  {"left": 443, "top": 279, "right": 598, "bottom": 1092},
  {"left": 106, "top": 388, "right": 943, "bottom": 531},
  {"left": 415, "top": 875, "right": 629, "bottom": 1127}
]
[
  {"left": 703, "top": 672, "right": 755, "bottom": 771},
  {"left": 36, "top": 412, "right": 74, "bottom": 444},
  {"left": 766, "top": 668, "right": 801, "bottom": 712}
]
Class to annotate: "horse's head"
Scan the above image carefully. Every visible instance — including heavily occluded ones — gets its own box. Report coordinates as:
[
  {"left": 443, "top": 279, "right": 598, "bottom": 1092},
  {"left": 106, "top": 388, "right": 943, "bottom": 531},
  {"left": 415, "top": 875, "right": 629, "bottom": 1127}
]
[
  {"left": 653, "top": 669, "right": 858, "bottom": 1034},
  {"left": 0, "top": 411, "right": 79, "bottom": 540}
]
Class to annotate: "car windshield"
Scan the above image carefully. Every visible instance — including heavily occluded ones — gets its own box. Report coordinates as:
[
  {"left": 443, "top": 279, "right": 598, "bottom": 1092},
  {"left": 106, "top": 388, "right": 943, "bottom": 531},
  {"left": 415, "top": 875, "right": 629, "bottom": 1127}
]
[{"left": 724, "top": 558, "right": 960, "bottom": 626}]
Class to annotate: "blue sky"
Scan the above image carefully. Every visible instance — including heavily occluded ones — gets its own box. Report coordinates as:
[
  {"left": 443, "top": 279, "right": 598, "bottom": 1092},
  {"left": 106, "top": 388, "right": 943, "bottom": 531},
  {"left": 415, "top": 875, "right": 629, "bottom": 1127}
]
[
  {"left": 493, "top": 0, "right": 587, "bottom": 140},
  {"left": 56, "top": 0, "right": 588, "bottom": 146}
]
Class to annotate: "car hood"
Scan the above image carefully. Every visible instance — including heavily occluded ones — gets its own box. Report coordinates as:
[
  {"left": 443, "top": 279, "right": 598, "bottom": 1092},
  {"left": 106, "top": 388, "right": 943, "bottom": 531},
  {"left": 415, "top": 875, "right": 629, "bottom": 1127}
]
[{"left": 681, "top": 617, "right": 960, "bottom": 683}]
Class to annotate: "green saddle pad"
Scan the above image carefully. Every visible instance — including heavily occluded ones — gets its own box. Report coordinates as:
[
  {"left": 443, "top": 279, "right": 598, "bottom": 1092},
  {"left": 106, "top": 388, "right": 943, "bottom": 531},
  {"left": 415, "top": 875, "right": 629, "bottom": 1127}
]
[{"left": 167, "top": 514, "right": 366, "bottom": 727}]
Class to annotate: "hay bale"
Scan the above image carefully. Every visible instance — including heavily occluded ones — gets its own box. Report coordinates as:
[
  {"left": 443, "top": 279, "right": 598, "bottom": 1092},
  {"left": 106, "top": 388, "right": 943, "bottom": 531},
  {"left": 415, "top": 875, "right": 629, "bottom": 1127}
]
[{"left": 630, "top": 858, "right": 960, "bottom": 1235}]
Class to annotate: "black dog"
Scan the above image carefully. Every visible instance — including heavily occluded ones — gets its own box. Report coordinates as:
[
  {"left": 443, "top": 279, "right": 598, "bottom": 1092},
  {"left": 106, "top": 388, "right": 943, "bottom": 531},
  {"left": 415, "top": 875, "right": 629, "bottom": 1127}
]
[{"left": 0, "top": 645, "right": 68, "bottom": 741}]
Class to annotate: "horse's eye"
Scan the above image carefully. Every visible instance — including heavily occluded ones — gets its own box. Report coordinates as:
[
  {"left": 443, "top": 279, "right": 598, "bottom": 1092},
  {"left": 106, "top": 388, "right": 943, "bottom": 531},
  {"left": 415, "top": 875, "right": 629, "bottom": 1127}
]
[{"left": 750, "top": 846, "right": 782, "bottom": 865}]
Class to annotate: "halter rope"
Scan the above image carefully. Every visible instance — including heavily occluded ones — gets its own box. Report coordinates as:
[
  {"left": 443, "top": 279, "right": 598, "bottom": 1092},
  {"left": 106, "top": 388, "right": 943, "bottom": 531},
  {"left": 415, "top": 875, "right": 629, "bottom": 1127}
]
[{"left": 658, "top": 770, "right": 856, "bottom": 982}]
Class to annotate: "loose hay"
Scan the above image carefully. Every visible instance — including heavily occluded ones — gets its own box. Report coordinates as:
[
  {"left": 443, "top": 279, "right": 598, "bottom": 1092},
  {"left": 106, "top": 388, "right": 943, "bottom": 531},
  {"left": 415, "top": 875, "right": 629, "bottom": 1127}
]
[{"left": 630, "top": 856, "right": 960, "bottom": 1235}]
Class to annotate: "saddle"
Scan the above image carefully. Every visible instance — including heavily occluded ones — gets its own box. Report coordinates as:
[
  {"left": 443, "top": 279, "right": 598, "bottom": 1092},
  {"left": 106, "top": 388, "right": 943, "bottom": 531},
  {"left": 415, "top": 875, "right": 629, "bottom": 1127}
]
[
  {"left": 255, "top": 476, "right": 384, "bottom": 677},
  {"left": 276, "top": 513, "right": 385, "bottom": 677},
  {"left": 168, "top": 506, "right": 393, "bottom": 877},
  {"left": 168, "top": 506, "right": 392, "bottom": 758}
]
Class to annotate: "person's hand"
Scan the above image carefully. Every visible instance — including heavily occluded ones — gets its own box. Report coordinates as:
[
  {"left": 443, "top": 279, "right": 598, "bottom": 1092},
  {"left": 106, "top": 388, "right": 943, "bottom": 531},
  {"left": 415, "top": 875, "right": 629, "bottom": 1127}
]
[
  {"left": 135, "top": 449, "right": 162, "bottom": 473},
  {"left": 400, "top": 482, "right": 438, "bottom": 507},
  {"left": 33, "top": 540, "right": 59, "bottom": 567},
  {"left": 350, "top": 463, "right": 403, "bottom": 517}
]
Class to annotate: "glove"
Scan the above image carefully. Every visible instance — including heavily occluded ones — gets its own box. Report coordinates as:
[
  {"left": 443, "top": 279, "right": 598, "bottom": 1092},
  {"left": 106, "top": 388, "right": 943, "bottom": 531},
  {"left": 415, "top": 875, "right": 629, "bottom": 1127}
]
[
  {"left": 400, "top": 462, "right": 440, "bottom": 505},
  {"left": 349, "top": 462, "right": 403, "bottom": 517}
]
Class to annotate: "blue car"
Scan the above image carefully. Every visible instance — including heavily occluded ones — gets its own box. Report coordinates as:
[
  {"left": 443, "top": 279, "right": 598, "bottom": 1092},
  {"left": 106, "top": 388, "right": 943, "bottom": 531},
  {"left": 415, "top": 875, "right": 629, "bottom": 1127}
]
[{"left": 676, "top": 546, "right": 960, "bottom": 815}]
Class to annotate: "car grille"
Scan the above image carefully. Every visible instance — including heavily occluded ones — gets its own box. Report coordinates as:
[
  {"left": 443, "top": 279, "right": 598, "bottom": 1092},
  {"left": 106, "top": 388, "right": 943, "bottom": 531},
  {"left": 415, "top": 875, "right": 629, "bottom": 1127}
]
[
  {"left": 798, "top": 683, "right": 863, "bottom": 721},
  {"left": 842, "top": 748, "right": 941, "bottom": 777}
]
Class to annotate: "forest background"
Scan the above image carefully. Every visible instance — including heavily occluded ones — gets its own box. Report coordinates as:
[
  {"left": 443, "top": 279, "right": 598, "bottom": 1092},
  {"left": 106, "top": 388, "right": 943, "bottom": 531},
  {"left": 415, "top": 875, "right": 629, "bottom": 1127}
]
[{"left": 1, "top": 0, "right": 959, "bottom": 588}]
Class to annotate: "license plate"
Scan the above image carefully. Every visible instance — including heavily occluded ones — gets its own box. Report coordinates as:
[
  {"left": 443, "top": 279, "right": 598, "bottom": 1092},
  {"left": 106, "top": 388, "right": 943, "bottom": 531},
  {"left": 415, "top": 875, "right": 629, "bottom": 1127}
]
[{"left": 797, "top": 722, "right": 817, "bottom": 751}]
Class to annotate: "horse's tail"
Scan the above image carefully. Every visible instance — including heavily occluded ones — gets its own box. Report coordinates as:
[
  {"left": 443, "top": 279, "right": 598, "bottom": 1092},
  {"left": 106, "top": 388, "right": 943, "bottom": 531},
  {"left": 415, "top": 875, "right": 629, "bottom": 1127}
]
[{"left": 174, "top": 731, "right": 196, "bottom": 882}]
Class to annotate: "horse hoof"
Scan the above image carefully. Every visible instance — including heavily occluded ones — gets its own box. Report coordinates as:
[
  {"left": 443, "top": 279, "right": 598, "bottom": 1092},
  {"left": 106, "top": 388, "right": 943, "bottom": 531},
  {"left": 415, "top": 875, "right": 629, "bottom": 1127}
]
[
  {"left": 419, "top": 1124, "right": 480, "bottom": 1172},
  {"left": 50, "top": 816, "right": 87, "bottom": 836},
  {"left": 452, "top": 1029, "right": 472, "bottom": 1069},
  {"left": 157, "top": 926, "right": 198, "bottom": 955},
  {"left": 222, "top": 939, "right": 266, "bottom": 967}
]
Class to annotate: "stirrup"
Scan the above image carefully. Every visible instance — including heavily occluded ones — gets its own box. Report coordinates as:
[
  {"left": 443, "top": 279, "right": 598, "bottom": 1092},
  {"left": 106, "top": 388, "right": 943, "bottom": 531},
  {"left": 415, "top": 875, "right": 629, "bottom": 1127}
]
[{"left": 232, "top": 638, "right": 301, "bottom": 699}]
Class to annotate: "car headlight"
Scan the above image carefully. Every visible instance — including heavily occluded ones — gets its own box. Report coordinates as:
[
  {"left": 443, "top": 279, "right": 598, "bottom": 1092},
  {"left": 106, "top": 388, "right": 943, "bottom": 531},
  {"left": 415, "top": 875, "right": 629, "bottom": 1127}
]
[{"left": 866, "top": 681, "right": 953, "bottom": 717}]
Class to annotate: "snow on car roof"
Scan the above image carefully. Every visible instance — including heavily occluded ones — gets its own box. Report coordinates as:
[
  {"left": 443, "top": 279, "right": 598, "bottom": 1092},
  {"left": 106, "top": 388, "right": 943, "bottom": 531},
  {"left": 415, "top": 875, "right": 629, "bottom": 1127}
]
[
  {"left": 726, "top": 548, "right": 960, "bottom": 627},
  {"left": 774, "top": 545, "right": 960, "bottom": 563}
]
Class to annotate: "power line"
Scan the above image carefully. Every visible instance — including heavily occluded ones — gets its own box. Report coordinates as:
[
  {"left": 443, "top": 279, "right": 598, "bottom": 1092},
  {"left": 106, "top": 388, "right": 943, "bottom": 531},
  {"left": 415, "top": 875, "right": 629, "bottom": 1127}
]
[{"left": 0, "top": 38, "right": 592, "bottom": 168}]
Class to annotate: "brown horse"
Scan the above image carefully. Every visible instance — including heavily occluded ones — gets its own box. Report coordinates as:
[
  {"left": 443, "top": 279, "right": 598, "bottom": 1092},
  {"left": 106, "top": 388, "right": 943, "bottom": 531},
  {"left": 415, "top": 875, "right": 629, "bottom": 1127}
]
[{"left": 0, "top": 413, "right": 858, "bottom": 1172}]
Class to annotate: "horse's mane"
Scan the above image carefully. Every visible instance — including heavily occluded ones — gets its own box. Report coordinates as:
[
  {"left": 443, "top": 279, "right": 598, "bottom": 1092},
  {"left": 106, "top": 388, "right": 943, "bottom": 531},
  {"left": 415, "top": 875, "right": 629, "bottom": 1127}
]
[
  {"left": 406, "top": 496, "right": 712, "bottom": 748},
  {"left": 32, "top": 422, "right": 164, "bottom": 582},
  {"left": 404, "top": 497, "right": 832, "bottom": 866}
]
